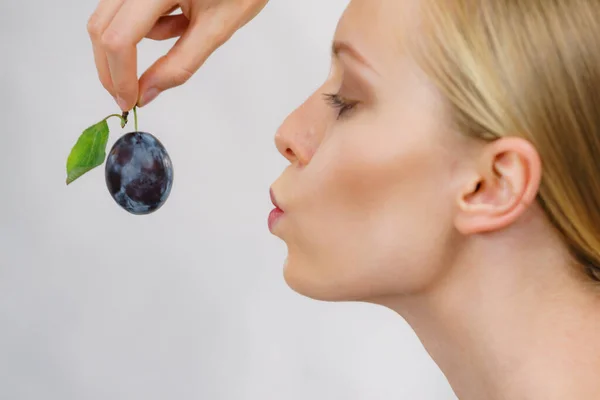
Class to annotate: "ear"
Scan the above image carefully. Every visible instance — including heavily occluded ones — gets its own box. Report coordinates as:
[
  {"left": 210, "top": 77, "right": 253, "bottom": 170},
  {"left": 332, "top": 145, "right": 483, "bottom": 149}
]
[{"left": 454, "top": 137, "right": 542, "bottom": 235}]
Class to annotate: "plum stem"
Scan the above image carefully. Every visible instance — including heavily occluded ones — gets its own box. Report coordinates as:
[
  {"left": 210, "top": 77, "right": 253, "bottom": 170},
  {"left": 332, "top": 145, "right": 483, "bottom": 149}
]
[
  {"left": 102, "top": 107, "right": 137, "bottom": 130},
  {"left": 104, "top": 113, "right": 128, "bottom": 128}
]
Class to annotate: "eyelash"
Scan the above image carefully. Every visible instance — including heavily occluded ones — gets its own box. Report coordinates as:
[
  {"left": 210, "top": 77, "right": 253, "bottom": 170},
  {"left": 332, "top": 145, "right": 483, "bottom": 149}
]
[{"left": 322, "top": 92, "right": 358, "bottom": 119}]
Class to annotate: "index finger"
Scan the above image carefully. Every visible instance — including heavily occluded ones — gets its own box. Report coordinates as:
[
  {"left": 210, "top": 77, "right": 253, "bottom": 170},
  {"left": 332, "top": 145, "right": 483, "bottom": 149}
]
[
  {"left": 101, "top": 0, "right": 176, "bottom": 110},
  {"left": 87, "top": 0, "right": 126, "bottom": 97}
]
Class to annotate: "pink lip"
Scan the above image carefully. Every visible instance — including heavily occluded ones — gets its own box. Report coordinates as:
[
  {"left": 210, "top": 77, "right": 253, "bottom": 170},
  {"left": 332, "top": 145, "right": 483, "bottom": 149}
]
[{"left": 268, "top": 188, "right": 285, "bottom": 231}]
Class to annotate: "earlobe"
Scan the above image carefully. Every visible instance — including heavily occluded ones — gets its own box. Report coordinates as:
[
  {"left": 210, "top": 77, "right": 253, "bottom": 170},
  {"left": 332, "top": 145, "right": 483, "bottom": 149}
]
[{"left": 455, "top": 137, "right": 542, "bottom": 235}]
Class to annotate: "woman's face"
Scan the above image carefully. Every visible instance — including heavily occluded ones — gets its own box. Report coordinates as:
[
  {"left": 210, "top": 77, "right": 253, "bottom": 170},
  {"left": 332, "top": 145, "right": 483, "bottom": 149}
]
[{"left": 270, "top": 0, "right": 467, "bottom": 301}]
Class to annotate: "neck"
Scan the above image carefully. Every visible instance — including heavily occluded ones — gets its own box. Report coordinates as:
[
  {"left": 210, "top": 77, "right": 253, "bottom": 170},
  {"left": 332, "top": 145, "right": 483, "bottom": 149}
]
[{"left": 378, "top": 233, "right": 600, "bottom": 399}]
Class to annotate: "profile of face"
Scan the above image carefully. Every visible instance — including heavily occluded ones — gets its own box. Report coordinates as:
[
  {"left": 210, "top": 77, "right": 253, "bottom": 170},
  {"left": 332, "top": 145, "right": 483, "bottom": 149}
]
[
  {"left": 269, "top": 0, "right": 461, "bottom": 302},
  {"left": 269, "top": 0, "right": 548, "bottom": 303}
]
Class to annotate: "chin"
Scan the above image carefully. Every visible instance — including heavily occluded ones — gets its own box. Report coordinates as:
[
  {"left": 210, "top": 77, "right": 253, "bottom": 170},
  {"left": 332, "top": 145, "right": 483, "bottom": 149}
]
[
  {"left": 281, "top": 253, "right": 379, "bottom": 303},
  {"left": 281, "top": 255, "right": 338, "bottom": 302}
]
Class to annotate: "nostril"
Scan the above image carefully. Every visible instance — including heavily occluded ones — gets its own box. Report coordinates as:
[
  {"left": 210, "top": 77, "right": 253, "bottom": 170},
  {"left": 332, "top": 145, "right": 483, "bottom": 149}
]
[{"left": 285, "top": 148, "right": 294, "bottom": 158}]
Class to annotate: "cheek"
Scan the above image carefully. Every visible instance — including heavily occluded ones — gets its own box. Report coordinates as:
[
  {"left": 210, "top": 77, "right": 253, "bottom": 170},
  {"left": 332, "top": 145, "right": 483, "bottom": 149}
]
[{"left": 282, "top": 117, "right": 456, "bottom": 300}]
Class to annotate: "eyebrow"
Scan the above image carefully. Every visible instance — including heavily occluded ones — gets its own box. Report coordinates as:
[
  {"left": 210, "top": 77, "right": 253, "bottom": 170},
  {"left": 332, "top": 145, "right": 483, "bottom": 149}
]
[{"left": 332, "top": 40, "right": 376, "bottom": 72}]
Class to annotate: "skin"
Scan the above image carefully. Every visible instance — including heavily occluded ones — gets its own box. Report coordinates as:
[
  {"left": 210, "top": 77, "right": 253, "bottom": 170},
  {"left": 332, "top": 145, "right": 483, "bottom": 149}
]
[{"left": 89, "top": 0, "right": 600, "bottom": 398}]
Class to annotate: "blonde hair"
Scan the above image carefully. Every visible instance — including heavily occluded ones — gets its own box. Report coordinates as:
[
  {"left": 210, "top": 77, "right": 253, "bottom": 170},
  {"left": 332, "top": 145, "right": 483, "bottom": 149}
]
[{"left": 410, "top": 0, "right": 600, "bottom": 282}]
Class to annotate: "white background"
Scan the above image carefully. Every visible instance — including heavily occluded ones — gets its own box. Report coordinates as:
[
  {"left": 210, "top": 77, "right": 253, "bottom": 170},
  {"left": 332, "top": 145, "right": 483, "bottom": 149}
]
[{"left": 0, "top": 0, "right": 456, "bottom": 398}]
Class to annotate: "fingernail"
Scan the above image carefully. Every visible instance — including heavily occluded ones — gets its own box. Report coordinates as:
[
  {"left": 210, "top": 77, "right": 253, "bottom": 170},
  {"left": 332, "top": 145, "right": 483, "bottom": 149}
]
[
  {"left": 139, "top": 88, "right": 159, "bottom": 107},
  {"left": 116, "top": 95, "right": 129, "bottom": 111}
]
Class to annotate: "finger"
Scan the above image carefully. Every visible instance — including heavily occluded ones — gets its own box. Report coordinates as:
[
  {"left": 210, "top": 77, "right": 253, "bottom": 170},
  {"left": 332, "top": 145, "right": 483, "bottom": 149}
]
[
  {"left": 102, "top": 0, "right": 176, "bottom": 111},
  {"left": 87, "top": 0, "right": 126, "bottom": 97},
  {"left": 90, "top": 42, "right": 115, "bottom": 97},
  {"left": 138, "top": 13, "right": 237, "bottom": 107},
  {"left": 146, "top": 14, "right": 190, "bottom": 41}
]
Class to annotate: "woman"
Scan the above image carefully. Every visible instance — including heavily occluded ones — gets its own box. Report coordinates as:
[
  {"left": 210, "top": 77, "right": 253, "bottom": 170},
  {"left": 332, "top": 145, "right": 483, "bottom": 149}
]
[{"left": 87, "top": 0, "right": 600, "bottom": 398}]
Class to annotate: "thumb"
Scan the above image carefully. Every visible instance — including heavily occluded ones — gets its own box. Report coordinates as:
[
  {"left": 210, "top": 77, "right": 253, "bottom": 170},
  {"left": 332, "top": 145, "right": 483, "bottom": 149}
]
[{"left": 137, "top": 10, "right": 239, "bottom": 107}]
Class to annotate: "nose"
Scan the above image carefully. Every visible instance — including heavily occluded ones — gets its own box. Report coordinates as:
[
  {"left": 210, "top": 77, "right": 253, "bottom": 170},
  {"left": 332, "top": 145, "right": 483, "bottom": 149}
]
[{"left": 274, "top": 91, "right": 329, "bottom": 166}]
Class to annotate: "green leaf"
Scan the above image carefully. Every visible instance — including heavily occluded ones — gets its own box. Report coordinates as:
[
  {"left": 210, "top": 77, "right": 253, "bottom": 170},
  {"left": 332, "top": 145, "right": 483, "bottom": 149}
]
[{"left": 66, "top": 119, "right": 110, "bottom": 185}]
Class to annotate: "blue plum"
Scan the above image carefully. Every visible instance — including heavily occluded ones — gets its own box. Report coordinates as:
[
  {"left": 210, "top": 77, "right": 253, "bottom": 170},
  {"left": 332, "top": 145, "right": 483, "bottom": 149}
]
[{"left": 105, "top": 131, "right": 173, "bottom": 215}]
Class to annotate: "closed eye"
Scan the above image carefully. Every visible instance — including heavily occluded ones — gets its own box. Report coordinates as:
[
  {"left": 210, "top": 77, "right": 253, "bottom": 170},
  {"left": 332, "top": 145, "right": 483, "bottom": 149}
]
[{"left": 322, "top": 92, "right": 358, "bottom": 119}]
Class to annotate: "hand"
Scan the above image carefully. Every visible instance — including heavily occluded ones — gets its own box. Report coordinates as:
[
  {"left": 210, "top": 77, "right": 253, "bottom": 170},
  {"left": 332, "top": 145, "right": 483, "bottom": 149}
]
[{"left": 87, "top": 0, "right": 269, "bottom": 111}]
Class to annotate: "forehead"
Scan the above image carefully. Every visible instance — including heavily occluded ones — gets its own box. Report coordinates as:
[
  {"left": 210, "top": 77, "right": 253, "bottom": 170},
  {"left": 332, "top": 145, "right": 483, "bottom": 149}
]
[{"left": 334, "top": 0, "right": 423, "bottom": 64}]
